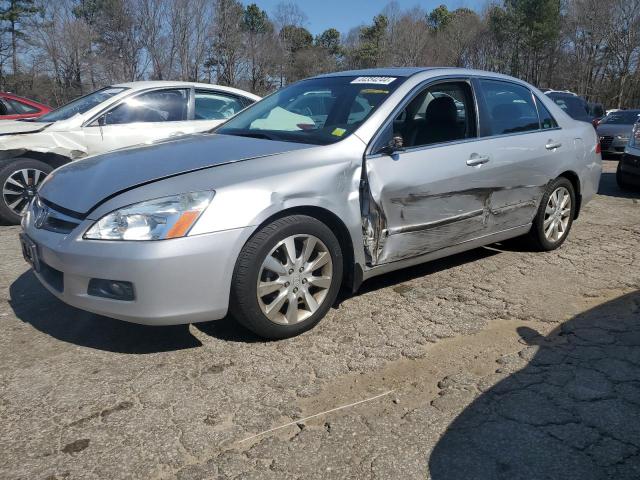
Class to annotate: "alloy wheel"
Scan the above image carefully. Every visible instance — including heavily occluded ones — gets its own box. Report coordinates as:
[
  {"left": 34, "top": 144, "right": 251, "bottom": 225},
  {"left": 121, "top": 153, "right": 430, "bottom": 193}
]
[
  {"left": 256, "top": 234, "right": 333, "bottom": 325},
  {"left": 2, "top": 168, "right": 47, "bottom": 216},
  {"left": 543, "top": 186, "right": 571, "bottom": 243}
]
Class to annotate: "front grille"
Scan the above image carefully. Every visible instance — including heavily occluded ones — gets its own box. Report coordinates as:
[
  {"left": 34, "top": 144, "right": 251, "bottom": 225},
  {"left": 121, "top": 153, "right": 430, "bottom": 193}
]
[
  {"left": 32, "top": 198, "right": 81, "bottom": 234},
  {"left": 600, "top": 136, "right": 613, "bottom": 150},
  {"left": 40, "top": 261, "right": 64, "bottom": 292}
]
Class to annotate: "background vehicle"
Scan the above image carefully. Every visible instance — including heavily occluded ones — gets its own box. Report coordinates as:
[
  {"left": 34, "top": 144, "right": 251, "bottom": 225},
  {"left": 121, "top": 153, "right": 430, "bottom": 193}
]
[
  {"left": 543, "top": 90, "right": 593, "bottom": 124},
  {"left": 617, "top": 120, "right": 640, "bottom": 189},
  {"left": 596, "top": 110, "right": 640, "bottom": 157},
  {"left": 0, "top": 81, "right": 260, "bottom": 223},
  {"left": 21, "top": 68, "right": 601, "bottom": 340},
  {"left": 0, "top": 92, "right": 50, "bottom": 120}
]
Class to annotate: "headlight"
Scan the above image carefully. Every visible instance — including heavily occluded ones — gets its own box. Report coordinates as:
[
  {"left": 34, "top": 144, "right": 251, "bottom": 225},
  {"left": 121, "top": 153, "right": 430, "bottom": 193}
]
[
  {"left": 616, "top": 134, "right": 630, "bottom": 141},
  {"left": 84, "top": 191, "right": 214, "bottom": 241}
]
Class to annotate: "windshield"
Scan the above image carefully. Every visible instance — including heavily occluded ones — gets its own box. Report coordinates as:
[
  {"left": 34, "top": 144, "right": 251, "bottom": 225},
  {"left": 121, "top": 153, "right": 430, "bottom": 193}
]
[
  {"left": 35, "top": 87, "right": 128, "bottom": 122},
  {"left": 601, "top": 110, "right": 640, "bottom": 125},
  {"left": 216, "top": 75, "right": 406, "bottom": 145}
]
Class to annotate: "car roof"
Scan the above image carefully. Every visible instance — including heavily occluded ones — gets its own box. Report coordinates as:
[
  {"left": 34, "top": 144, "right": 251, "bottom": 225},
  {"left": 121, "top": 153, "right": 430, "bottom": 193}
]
[
  {"left": 313, "top": 67, "right": 440, "bottom": 78},
  {"left": 109, "top": 81, "right": 261, "bottom": 100}
]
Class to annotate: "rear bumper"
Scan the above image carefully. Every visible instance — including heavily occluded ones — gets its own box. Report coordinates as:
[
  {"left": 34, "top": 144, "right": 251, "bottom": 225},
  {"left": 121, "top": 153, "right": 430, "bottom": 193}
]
[
  {"left": 599, "top": 135, "right": 628, "bottom": 155},
  {"left": 22, "top": 216, "right": 251, "bottom": 325}
]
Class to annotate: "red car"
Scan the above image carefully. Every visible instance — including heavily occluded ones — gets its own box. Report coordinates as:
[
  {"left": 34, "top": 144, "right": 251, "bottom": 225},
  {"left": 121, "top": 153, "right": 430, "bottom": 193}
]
[{"left": 0, "top": 92, "right": 51, "bottom": 120}]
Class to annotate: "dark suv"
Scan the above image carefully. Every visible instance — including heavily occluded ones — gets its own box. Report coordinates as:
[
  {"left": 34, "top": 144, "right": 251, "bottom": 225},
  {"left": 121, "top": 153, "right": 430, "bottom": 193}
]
[{"left": 543, "top": 90, "right": 593, "bottom": 124}]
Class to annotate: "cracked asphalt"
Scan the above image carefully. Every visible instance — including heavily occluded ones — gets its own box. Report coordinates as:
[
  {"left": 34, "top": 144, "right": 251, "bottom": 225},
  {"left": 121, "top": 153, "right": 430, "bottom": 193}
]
[{"left": 1, "top": 160, "right": 639, "bottom": 479}]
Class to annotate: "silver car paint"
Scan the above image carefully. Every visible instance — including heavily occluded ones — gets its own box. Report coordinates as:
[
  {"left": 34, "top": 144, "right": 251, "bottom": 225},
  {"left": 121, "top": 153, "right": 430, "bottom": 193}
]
[{"left": 23, "top": 68, "right": 601, "bottom": 325}]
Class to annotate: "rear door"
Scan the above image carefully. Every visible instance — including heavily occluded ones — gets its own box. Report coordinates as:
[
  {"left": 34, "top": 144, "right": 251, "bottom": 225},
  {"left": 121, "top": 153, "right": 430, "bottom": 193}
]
[
  {"left": 472, "top": 78, "right": 566, "bottom": 233},
  {"left": 82, "top": 88, "right": 191, "bottom": 155}
]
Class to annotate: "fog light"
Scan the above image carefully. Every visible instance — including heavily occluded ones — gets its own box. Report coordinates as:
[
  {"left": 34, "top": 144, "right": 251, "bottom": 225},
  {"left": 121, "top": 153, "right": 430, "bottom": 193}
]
[{"left": 88, "top": 279, "right": 135, "bottom": 301}]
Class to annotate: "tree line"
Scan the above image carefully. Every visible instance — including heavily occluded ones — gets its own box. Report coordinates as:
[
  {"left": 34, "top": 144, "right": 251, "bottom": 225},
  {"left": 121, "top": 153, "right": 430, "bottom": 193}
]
[{"left": 0, "top": 0, "right": 638, "bottom": 109}]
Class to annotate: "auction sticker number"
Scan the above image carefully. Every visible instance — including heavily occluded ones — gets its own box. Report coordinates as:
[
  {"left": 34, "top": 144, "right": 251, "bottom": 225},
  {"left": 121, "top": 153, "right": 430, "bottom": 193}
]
[{"left": 351, "top": 77, "right": 397, "bottom": 85}]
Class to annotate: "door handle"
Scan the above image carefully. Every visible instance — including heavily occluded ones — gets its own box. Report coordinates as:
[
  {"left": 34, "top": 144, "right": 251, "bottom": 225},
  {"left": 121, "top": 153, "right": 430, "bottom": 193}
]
[
  {"left": 545, "top": 141, "right": 562, "bottom": 150},
  {"left": 466, "top": 155, "right": 490, "bottom": 167}
]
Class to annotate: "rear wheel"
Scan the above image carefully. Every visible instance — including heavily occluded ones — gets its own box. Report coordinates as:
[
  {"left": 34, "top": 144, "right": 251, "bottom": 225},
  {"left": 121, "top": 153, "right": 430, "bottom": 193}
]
[
  {"left": 0, "top": 158, "right": 52, "bottom": 224},
  {"left": 529, "top": 177, "right": 576, "bottom": 251},
  {"left": 230, "top": 215, "right": 343, "bottom": 339}
]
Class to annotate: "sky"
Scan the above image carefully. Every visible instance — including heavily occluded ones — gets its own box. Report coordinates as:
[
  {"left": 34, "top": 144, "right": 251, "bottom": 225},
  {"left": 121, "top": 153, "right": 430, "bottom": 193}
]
[{"left": 249, "top": 0, "right": 489, "bottom": 35}]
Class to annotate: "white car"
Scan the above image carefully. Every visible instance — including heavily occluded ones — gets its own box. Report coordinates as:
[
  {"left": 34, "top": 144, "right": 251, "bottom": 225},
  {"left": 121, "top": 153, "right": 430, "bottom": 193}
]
[{"left": 0, "top": 81, "right": 260, "bottom": 223}]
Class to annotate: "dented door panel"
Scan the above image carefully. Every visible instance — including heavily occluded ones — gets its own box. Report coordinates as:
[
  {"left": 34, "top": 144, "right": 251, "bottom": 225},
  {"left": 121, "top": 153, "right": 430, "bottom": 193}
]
[{"left": 363, "top": 132, "right": 556, "bottom": 266}]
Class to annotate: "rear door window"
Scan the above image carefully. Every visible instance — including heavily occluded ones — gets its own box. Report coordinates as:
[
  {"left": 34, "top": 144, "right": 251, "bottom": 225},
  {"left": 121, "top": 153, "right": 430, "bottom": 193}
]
[
  {"left": 7, "top": 98, "right": 39, "bottom": 114},
  {"left": 535, "top": 97, "right": 558, "bottom": 129},
  {"left": 194, "top": 90, "right": 245, "bottom": 120},
  {"left": 104, "top": 89, "right": 189, "bottom": 125},
  {"left": 479, "top": 79, "right": 540, "bottom": 136}
]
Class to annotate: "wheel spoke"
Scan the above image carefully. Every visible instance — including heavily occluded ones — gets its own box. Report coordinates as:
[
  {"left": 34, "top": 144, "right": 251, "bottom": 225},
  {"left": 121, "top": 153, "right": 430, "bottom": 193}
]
[
  {"left": 545, "top": 205, "right": 554, "bottom": 215},
  {"left": 265, "top": 290, "right": 288, "bottom": 320},
  {"left": 20, "top": 169, "right": 29, "bottom": 185},
  {"left": 544, "top": 215, "right": 554, "bottom": 228},
  {"left": 303, "top": 290, "right": 319, "bottom": 312},
  {"left": 257, "top": 280, "right": 284, "bottom": 297},
  {"left": 560, "top": 193, "right": 569, "bottom": 209},
  {"left": 308, "top": 275, "right": 331, "bottom": 289},
  {"left": 7, "top": 197, "right": 23, "bottom": 210},
  {"left": 283, "top": 237, "right": 298, "bottom": 265},
  {"left": 545, "top": 220, "right": 555, "bottom": 238},
  {"left": 284, "top": 295, "right": 298, "bottom": 324},
  {"left": 263, "top": 256, "right": 286, "bottom": 275},
  {"left": 305, "top": 251, "right": 329, "bottom": 273},
  {"left": 32, "top": 170, "right": 41, "bottom": 185},
  {"left": 301, "top": 236, "right": 317, "bottom": 263},
  {"left": 5, "top": 176, "right": 23, "bottom": 189}
]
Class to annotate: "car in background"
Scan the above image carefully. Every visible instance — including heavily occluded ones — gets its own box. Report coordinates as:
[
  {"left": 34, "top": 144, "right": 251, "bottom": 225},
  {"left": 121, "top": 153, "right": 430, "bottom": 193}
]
[
  {"left": 596, "top": 109, "right": 640, "bottom": 157},
  {"left": 543, "top": 90, "right": 593, "bottom": 124},
  {"left": 0, "top": 92, "right": 50, "bottom": 120},
  {"left": 20, "top": 68, "right": 601, "bottom": 339},
  {"left": 617, "top": 120, "right": 640, "bottom": 189},
  {"left": 0, "top": 81, "right": 260, "bottom": 224}
]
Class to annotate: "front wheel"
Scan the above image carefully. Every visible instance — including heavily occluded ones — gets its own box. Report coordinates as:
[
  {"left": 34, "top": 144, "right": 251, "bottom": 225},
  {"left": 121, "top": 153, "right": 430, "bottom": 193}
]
[
  {"left": 528, "top": 177, "right": 576, "bottom": 251},
  {"left": 0, "top": 158, "right": 52, "bottom": 224},
  {"left": 230, "top": 215, "right": 343, "bottom": 340}
]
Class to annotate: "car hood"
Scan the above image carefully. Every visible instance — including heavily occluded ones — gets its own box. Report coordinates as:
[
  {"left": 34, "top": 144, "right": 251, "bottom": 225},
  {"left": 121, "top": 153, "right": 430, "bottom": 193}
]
[
  {"left": 597, "top": 123, "right": 632, "bottom": 136},
  {"left": 38, "top": 133, "right": 315, "bottom": 216},
  {"left": 0, "top": 120, "right": 52, "bottom": 135}
]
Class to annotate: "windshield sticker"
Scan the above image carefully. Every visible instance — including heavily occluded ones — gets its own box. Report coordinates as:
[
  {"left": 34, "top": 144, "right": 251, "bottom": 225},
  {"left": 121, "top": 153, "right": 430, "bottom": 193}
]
[
  {"left": 332, "top": 127, "right": 346, "bottom": 137},
  {"left": 351, "top": 76, "right": 397, "bottom": 85}
]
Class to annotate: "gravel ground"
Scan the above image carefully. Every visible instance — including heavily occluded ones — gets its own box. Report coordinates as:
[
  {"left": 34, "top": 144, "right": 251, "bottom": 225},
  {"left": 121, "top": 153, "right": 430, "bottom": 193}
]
[{"left": 0, "top": 160, "right": 639, "bottom": 479}]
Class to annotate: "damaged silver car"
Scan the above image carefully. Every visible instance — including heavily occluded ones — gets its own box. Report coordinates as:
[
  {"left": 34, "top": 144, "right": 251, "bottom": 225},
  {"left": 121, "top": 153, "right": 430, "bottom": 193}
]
[
  {"left": 0, "top": 81, "right": 259, "bottom": 224},
  {"left": 21, "top": 68, "right": 601, "bottom": 339}
]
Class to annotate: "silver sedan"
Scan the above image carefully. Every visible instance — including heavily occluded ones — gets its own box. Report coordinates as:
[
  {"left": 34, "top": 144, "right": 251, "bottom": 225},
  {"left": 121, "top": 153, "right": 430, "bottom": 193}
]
[{"left": 20, "top": 68, "right": 602, "bottom": 339}]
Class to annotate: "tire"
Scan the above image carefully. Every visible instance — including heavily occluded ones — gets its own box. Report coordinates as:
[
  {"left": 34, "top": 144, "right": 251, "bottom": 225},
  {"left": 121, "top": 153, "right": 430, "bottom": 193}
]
[
  {"left": 616, "top": 163, "right": 630, "bottom": 190},
  {"left": 230, "top": 215, "right": 343, "bottom": 340},
  {"left": 0, "top": 158, "right": 52, "bottom": 224},
  {"left": 528, "top": 177, "right": 576, "bottom": 251}
]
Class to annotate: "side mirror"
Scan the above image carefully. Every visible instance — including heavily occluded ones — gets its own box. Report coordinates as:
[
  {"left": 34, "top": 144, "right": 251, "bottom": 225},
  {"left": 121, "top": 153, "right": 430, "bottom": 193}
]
[
  {"left": 97, "top": 115, "right": 106, "bottom": 126},
  {"left": 379, "top": 135, "right": 405, "bottom": 155}
]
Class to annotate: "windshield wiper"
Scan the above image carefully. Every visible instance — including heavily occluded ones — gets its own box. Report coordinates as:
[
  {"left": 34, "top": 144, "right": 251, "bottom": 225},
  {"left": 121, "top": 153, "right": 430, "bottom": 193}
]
[{"left": 223, "top": 131, "right": 277, "bottom": 141}]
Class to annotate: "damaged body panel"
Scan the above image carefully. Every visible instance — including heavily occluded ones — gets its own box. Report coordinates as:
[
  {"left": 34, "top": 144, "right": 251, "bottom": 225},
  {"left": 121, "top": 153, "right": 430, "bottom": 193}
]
[{"left": 363, "top": 131, "right": 560, "bottom": 265}]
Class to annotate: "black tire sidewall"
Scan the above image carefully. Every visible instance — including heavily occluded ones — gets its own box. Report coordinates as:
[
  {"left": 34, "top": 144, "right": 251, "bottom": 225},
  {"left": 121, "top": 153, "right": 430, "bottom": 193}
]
[
  {"left": 0, "top": 158, "right": 53, "bottom": 225},
  {"left": 531, "top": 177, "right": 576, "bottom": 251},
  {"left": 230, "top": 215, "right": 343, "bottom": 340}
]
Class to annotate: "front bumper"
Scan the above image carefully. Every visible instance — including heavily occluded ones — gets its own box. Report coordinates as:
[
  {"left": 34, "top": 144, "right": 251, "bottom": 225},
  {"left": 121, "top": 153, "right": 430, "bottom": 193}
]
[
  {"left": 599, "top": 135, "right": 628, "bottom": 155},
  {"left": 22, "top": 213, "right": 251, "bottom": 326}
]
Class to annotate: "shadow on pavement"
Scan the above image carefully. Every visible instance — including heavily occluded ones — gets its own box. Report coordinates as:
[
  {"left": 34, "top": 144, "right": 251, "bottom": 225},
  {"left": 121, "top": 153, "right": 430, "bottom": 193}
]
[
  {"left": 429, "top": 291, "right": 640, "bottom": 479},
  {"left": 9, "top": 270, "right": 202, "bottom": 354},
  {"left": 355, "top": 247, "right": 501, "bottom": 297},
  {"left": 598, "top": 172, "right": 640, "bottom": 199}
]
